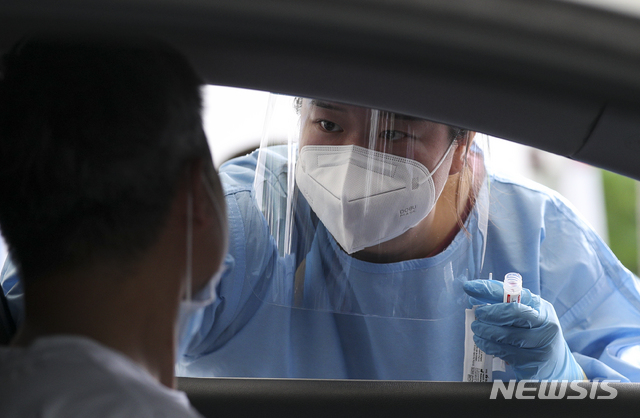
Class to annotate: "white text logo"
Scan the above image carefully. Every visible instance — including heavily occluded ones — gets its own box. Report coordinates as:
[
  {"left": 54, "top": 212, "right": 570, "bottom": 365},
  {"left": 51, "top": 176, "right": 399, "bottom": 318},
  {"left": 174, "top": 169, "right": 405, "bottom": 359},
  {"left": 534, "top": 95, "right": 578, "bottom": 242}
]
[
  {"left": 399, "top": 206, "right": 416, "bottom": 217},
  {"left": 489, "top": 380, "right": 619, "bottom": 400}
]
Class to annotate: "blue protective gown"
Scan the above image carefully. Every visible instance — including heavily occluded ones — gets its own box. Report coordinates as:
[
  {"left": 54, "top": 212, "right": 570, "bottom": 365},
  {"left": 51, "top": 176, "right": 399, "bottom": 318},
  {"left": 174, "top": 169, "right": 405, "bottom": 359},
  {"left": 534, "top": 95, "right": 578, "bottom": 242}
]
[{"left": 3, "top": 149, "right": 640, "bottom": 381}]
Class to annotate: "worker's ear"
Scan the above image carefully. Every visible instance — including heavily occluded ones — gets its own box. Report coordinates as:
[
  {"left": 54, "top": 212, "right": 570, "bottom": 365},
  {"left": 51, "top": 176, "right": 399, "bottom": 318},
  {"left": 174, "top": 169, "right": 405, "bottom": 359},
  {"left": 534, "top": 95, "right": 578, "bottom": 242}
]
[{"left": 449, "top": 131, "right": 476, "bottom": 175}]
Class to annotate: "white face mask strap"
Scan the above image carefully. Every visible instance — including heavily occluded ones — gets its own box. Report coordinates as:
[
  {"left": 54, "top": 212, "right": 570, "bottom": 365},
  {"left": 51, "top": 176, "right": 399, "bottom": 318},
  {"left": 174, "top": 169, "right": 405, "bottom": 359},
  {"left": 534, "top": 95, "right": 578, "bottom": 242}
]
[
  {"left": 201, "top": 172, "right": 225, "bottom": 236},
  {"left": 431, "top": 139, "right": 457, "bottom": 175},
  {"left": 185, "top": 189, "right": 193, "bottom": 303}
]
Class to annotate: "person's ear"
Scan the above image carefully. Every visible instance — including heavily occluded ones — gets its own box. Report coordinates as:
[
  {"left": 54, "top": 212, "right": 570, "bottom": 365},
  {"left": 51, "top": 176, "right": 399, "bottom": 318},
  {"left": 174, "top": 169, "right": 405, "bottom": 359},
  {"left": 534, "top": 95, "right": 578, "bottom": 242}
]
[
  {"left": 181, "top": 158, "right": 227, "bottom": 297},
  {"left": 190, "top": 159, "right": 228, "bottom": 250},
  {"left": 449, "top": 131, "right": 476, "bottom": 175},
  {"left": 185, "top": 159, "right": 212, "bottom": 230}
]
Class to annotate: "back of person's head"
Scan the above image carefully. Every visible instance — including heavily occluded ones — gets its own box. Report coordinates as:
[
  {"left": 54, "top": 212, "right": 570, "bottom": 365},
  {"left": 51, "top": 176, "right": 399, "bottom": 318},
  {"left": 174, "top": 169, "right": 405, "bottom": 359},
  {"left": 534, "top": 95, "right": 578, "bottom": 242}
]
[{"left": 0, "top": 34, "right": 211, "bottom": 282}]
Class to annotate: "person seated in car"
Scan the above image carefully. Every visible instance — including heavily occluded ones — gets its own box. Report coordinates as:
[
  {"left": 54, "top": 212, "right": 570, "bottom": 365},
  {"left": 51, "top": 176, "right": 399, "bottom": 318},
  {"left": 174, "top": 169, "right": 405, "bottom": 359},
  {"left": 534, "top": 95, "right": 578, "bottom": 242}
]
[{"left": 0, "top": 36, "right": 227, "bottom": 417}]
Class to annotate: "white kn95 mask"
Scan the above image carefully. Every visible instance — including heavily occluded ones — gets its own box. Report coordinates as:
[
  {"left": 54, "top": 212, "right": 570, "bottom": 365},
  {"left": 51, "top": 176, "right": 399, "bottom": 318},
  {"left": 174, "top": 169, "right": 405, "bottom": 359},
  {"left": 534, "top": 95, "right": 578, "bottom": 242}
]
[{"left": 295, "top": 142, "right": 455, "bottom": 254}]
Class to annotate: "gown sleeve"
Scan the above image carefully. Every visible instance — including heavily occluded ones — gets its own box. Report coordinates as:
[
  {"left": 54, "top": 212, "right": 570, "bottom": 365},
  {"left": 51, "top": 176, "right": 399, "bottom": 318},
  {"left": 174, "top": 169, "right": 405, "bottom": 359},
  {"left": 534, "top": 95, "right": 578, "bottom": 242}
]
[{"left": 543, "top": 206, "right": 640, "bottom": 382}]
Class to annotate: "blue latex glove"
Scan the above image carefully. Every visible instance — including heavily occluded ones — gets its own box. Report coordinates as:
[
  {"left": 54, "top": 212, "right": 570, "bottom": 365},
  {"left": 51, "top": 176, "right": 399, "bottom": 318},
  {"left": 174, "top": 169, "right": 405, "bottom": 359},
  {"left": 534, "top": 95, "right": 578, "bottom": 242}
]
[{"left": 463, "top": 279, "right": 585, "bottom": 381}]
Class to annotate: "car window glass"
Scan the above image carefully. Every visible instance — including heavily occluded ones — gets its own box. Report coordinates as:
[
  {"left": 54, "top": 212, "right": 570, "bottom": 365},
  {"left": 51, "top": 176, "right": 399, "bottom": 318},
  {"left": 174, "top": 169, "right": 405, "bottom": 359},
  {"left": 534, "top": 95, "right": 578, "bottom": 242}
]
[
  {"left": 202, "top": 85, "right": 637, "bottom": 278},
  {"left": 202, "top": 85, "right": 270, "bottom": 167},
  {"left": 191, "top": 85, "right": 640, "bottom": 381},
  {"left": 490, "top": 137, "right": 639, "bottom": 276}
]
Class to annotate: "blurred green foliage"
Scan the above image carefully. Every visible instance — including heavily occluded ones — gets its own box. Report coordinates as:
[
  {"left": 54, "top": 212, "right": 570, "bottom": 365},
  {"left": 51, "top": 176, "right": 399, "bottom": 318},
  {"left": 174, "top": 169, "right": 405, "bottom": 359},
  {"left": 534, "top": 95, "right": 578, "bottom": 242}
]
[{"left": 602, "top": 170, "right": 638, "bottom": 275}]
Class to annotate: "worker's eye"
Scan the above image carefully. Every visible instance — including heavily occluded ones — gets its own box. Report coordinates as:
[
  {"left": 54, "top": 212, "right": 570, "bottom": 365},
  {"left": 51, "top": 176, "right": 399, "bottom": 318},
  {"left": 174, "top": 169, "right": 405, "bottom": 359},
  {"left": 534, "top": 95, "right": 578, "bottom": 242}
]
[
  {"left": 319, "top": 120, "right": 343, "bottom": 133},
  {"left": 380, "top": 130, "right": 409, "bottom": 141}
]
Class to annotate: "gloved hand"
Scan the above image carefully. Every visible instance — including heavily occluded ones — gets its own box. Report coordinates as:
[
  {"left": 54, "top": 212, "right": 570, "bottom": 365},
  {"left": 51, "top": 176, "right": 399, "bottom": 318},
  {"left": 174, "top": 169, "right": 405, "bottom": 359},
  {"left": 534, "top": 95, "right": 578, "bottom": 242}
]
[{"left": 463, "top": 279, "right": 585, "bottom": 381}]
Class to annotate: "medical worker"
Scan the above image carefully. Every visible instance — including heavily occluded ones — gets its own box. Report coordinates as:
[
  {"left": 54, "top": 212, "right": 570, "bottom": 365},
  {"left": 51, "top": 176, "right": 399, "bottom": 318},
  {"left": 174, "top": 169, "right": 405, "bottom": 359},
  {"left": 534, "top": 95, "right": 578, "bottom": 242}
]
[
  {"left": 0, "top": 36, "right": 227, "bottom": 417},
  {"left": 173, "top": 96, "right": 640, "bottom": 381},
  {"left": 5, "top": 94, "right": 640, "bottom": 382}
]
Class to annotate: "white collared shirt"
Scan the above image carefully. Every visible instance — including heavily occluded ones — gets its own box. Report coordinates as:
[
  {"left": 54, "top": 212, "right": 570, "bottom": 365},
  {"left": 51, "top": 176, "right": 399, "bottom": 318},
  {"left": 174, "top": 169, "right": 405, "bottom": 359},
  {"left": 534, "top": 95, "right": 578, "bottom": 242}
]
[{"left": 0, "top": 335, "right": 203, "bottom": 417}]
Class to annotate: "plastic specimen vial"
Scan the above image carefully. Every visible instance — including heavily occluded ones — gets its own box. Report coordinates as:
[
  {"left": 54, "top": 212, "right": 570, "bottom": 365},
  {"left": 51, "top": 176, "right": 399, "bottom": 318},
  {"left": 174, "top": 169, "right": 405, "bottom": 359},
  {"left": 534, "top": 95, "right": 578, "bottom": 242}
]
[{"left": 503, "top": 272, "right": 522, "bottom": 303}]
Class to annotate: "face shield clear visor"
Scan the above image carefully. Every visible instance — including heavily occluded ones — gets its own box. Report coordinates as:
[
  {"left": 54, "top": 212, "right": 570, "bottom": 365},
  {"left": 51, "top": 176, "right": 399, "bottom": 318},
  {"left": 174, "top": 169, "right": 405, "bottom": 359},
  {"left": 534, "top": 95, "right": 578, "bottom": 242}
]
[{"left": 251, "top": 94, "right": 491, "bottom": 321}]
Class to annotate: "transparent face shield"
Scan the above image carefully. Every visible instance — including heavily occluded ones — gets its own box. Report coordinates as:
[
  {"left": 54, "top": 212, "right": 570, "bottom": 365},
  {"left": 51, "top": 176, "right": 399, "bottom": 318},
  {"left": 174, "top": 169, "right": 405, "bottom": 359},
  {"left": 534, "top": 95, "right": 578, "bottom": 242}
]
[{"left": 252, "top": 95, "right": 491, "bottom": 321}]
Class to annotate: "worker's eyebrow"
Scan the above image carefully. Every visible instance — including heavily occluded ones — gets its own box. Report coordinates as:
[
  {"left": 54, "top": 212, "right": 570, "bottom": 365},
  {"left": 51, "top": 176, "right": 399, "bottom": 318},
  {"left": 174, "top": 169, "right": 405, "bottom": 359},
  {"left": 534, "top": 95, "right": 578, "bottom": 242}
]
[{"left": 310, "top": 100, "right": 348, "bottom": 112}]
